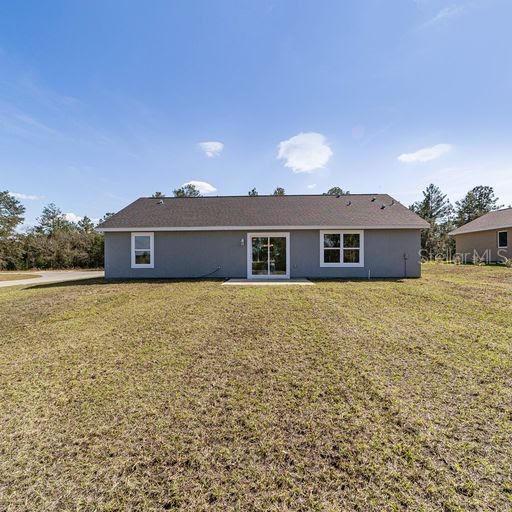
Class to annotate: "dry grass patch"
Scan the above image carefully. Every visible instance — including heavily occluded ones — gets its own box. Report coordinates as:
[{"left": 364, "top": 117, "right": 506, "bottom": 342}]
[{"left": 0, "top": 265, "right": 511, "bottom": 511}]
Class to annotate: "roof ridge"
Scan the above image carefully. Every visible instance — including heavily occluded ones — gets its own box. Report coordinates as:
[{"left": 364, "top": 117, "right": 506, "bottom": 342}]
[{"left": 140, "top": 193, "right": 388, "bottom": 199}]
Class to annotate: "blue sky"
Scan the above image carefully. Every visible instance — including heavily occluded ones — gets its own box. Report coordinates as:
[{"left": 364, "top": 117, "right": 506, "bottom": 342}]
[{"left": 1, "top": 0, "right": 511, "bottom": 226}]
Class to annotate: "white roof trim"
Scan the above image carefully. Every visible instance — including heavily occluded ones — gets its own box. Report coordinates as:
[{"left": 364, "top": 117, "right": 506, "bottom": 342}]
[{"left": 97, "top": 225, "right": 424, "bottom": 233}]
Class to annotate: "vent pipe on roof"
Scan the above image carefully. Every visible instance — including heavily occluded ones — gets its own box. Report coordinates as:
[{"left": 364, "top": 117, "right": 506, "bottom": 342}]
[
  {"left": 347, "top": 200, "right": 352, "bottom": 206},
  {"left": 157, "top": 199, "right": 164, "bottom": 205},
  {"left": 380, "top": 204, "right": 386, "bottom": 209},
  {"left": 371, "top": 197, "right": 376, "bottom": 202}
]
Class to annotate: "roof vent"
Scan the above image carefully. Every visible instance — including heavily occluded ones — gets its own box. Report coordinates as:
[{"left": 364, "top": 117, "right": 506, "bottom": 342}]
[
  {"left": 390, "top": 199, "right": 395, "bottom": 206},
  {"left": 380, "top": 204, "right": 386, "bottom": 210},
  {"left": 346, "top": 200, "right": 352, "bottom": 206},
  {"left": 371, "top": 197, "right": 376, "bottom": 202},
  {"left": 157, "top": 199, "right": 164, "bottom": 205}
]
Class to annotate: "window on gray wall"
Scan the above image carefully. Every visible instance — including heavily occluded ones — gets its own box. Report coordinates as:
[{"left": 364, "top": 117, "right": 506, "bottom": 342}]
[
  {"left": 498, "top": 231, "right": 508, "bottom": 248},
  {"left": 131, "top": 232, "right": 154, "bottom": 268},
  {"left": 319, "top": 230, "right": 364, "bottom": 267}
]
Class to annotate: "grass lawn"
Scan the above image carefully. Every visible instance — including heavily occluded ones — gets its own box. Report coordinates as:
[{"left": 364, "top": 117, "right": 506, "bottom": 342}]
[
  {"left": 0, "top": 273, "right": 41, "bottom": 281},
  {"left": 0, "top": 264, "right": 511, "bottom": 511}
]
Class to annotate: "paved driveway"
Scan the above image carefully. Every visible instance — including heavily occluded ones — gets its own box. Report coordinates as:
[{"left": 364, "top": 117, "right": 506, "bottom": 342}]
[{"left": 0, "top": 270, "right": 104, "bottom": 288}]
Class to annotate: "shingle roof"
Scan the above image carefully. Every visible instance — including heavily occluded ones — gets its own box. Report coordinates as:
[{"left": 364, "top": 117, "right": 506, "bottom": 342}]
[
  {"left": 450, "top": 208, "right": 512, "bottom": 235},
  {"left": 97, "top": 194, "right": 429, "bottom": 230}
]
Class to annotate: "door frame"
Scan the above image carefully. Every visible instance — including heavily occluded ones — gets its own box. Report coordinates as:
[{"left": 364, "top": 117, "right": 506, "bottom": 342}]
[{"left": 247, "top": 232, "right": 290, "bottom": 279}]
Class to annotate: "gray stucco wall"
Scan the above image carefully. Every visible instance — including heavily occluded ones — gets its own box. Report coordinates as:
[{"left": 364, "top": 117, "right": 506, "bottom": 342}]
[
  {"left": 105, "top": 231, "right": 246, "bottom": 279},
  {"left": 290, "top": 229, "right": 420, "bottom": 278},
  {"left": 104, "top": 229, "right": 422, "bottom": 279},
  {"left": 454, "top": 229, "right": 510, "bottom": 263}
]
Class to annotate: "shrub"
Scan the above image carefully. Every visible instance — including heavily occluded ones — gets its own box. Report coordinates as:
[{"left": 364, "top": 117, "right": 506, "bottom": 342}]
[
  {"left": 452, "top": 254, "right": 462, "bottom": 265},
  {"left": 472, "top": 254, "right": 486, "bottom": 266}
]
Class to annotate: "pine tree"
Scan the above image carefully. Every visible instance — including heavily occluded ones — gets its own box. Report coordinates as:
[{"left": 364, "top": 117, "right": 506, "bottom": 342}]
[
  {"left": 0, "top": 191, "right": 25, "bottom": 238},
  {"left": 173, "top": 184, "right": 201, "bottom": 197},
  {"left": 324, "top": 187, "right": 350, "bottom": 196},
  {"left": 455, "top": 186, "right": 501, "bottom": 227},
  {"left": 410, "top": 184, "right": 454, "bottom": 259}
]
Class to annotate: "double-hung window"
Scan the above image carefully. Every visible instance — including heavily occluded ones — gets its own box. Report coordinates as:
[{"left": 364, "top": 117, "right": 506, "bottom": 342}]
[
  {"left": 498, "top": 231, "right": 508, "bottom": 249},
  {"left": 131, "top": 232, "right": 154, "bottom": 268},
  {"left": 320, "top": 230, "right": 364, "bottom": 267}
]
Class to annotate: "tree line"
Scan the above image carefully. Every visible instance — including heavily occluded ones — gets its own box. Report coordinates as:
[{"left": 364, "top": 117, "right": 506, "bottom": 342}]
[
  {"left": 167, "top": 185, "right": 349, "bottom": 197},
  {"left": 0, "top": 184, "right": 502, "bottom": 269},
  {"left": 0, "top": 192, "right": 112, "bottom": 270},
  {"left": 409, "top": 184, "right": 502, "bottom": 259}
]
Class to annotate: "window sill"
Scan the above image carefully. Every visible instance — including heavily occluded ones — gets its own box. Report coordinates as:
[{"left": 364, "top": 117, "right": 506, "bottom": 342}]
[{"left": 320, "top": 263, "right": 364, "bottom": 268}]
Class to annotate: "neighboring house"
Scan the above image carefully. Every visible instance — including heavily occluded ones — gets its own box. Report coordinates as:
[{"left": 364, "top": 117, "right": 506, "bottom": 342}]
[
  {"left": 450, "top": 208, "right": 511, "bottom": 263},
  {"left": 96, "top": 194, "right": 429, "bottom": 279}
]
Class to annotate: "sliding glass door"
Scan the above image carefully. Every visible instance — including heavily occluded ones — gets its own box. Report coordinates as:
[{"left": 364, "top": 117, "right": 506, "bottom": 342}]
[{"left": 248, "top": 233, "right": 290, "bottom": 279}]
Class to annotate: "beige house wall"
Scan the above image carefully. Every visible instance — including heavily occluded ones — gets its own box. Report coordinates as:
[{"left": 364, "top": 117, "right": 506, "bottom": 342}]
[{"left": 454, "top": 228, "right": 510, "bottom": 263}]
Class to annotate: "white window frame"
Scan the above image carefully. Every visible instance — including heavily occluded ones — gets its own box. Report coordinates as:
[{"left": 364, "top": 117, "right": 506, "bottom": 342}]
[
  {"left": 319, "top": 230, "right": 364, "bottom": 268},
  {"left": 131, "top": 232, "right": 154, "bottom": 269},
  {"left": 498, "top": 230, "right": 508, "bottom": 249}
]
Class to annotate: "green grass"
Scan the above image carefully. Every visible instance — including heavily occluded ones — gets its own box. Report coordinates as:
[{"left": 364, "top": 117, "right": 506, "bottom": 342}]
[
  {"left": 0, "top": 272, "right": 40, "bottom": 281},
  {"left": 0, "top": 264, "right": 511, "bottom": 511}
]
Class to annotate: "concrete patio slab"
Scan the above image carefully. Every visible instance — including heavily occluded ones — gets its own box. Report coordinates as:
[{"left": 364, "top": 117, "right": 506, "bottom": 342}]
[{"left": 222, "top": 278, "right": 314, "bottom": 286}]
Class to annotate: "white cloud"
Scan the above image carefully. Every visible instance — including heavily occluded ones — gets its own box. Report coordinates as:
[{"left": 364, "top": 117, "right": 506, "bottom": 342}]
[
  {"left": 398, "top": 143, "right": 452, "bottom": 163},
  {"left": 421, "top": 5, "right": 466, "bottom": 28},
  {"left": 10, "top": 192, "right": 44, "bottom": 200},
  {"left": 307, "top": 184, "right": 317, "bottom": 189},
  {"left": 392, "top": 162, "right": 512, "bottom": 209},
  {"left": 183, "top": 180, "right": 217, "bottom": 195},
  {"left": 198, "top": 141, "right": 224, "bottom": 158},
  {"left": 277, "top": 132, "right": 333, "bottom": 173},
  {"left": 64, "top": 212, "right": 83, "bottom": 223},
  {"left": 422, "top": 166, "right": 512, "bottom": 204},
  {"left": 64, "top": 212, "right": 100, "bottom": 224}
]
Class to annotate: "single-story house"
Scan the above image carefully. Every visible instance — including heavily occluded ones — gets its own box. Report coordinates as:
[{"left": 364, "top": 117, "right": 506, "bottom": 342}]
[
  {"left": 449, "top": 208, "right": 511, "bottom": 263},
  {"left": 96, "top": 194, "right": 429, "bottom": 280}
]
